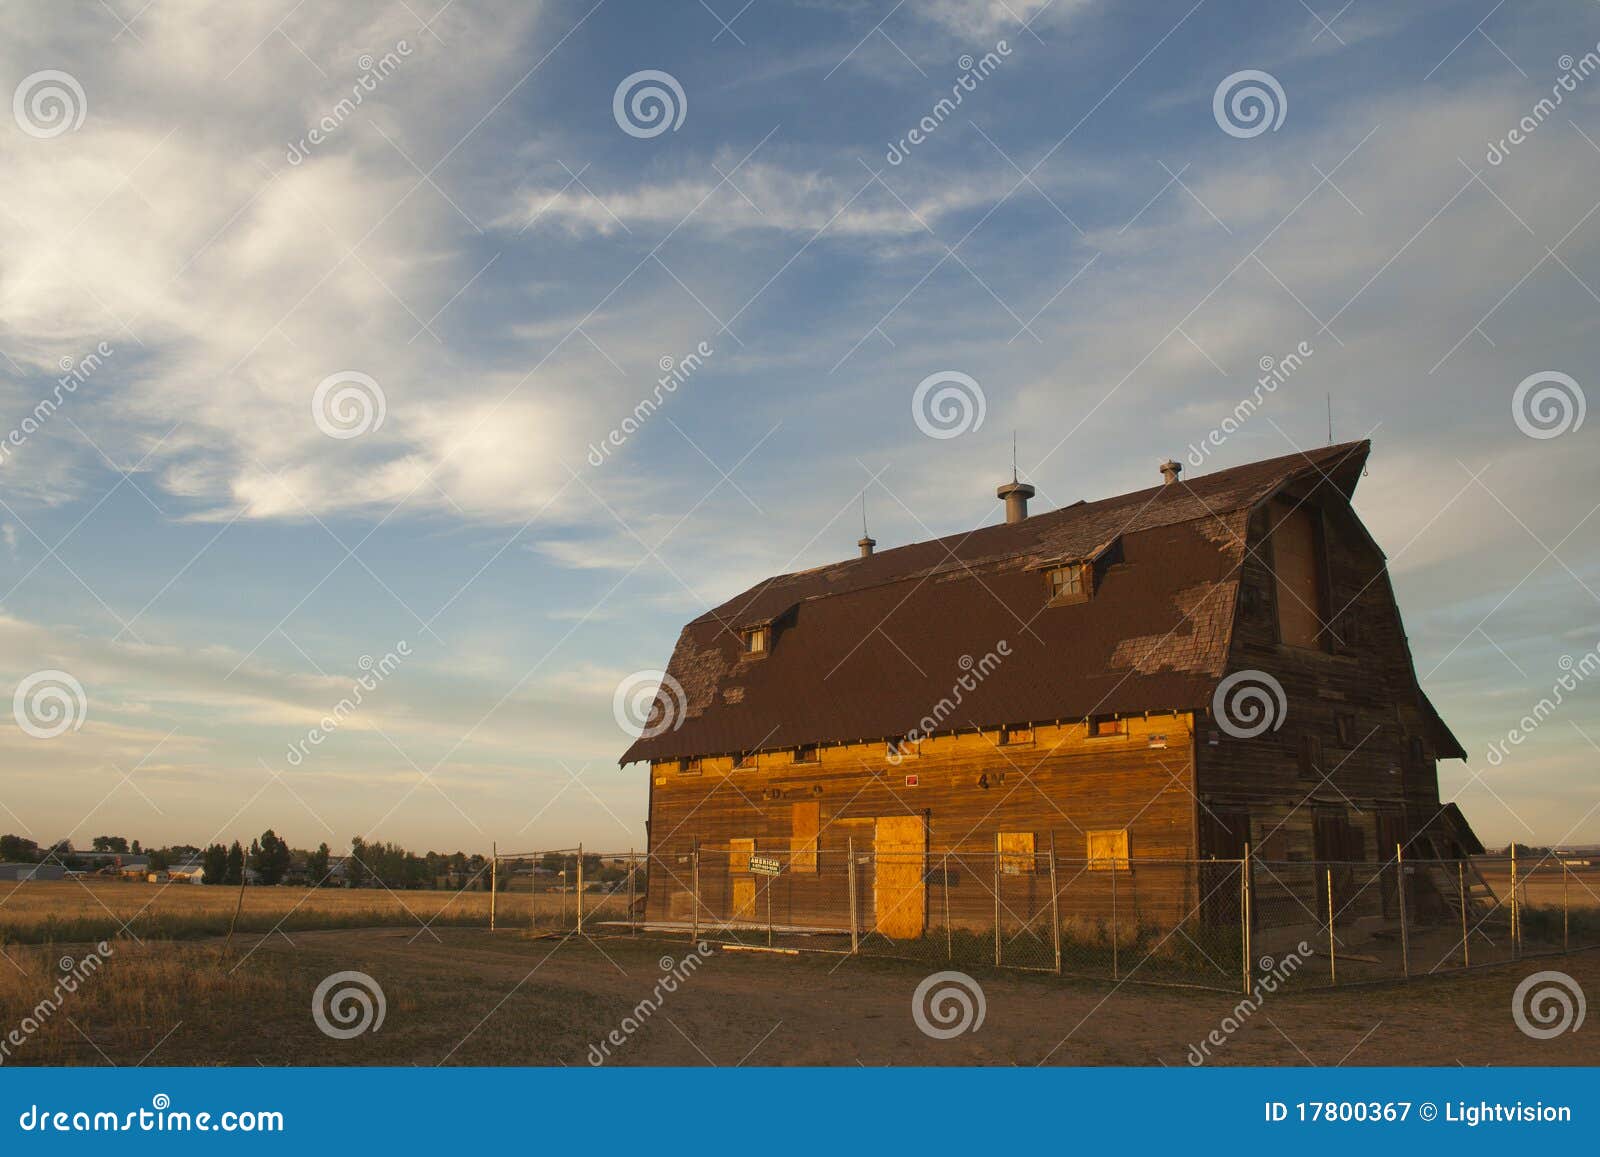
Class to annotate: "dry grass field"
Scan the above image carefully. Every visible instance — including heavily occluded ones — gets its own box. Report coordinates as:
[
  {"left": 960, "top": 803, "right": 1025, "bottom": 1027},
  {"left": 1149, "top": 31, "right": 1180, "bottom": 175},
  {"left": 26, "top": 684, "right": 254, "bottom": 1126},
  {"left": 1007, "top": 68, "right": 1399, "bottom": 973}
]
[
  {"left": 0, "top": 880, "right": 621, "bottom": 945},
  {"left": 1, "top": 927, "right": 1595, "bottom": 1067}
]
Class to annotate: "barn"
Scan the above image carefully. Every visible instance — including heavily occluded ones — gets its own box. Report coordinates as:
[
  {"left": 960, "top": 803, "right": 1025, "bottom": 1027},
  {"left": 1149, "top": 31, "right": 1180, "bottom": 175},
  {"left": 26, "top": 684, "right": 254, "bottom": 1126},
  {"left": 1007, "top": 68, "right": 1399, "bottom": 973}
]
[{"left": 619, "top": 441, "right": 1481, "bottom": 948}]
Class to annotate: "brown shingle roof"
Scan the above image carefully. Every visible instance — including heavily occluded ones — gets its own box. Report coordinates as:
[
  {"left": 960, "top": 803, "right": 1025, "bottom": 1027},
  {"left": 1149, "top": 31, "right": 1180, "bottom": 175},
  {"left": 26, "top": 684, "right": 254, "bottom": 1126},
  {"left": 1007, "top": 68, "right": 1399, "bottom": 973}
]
[{"left": 619, "top": 441, "right": 1371, "bottom": 765}]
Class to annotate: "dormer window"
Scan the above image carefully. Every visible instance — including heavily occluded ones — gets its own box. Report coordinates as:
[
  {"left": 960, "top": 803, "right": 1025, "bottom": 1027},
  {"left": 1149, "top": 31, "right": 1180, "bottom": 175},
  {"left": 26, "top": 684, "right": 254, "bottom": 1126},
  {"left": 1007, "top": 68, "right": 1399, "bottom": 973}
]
[
  {"left": 741, "top": 626, "right": 770, "bottom": 656},
  {"left": 1045, "top": 563, "right": 1089, "bottom": 605}
]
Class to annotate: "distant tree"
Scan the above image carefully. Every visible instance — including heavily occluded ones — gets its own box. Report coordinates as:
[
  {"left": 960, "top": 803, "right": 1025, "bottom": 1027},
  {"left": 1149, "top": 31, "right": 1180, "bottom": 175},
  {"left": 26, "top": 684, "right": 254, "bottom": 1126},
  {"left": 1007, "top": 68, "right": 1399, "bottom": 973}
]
[
  {"left": 48, "top": 841, "right": 83, "bottom": 870},
  {"left": 92, "top": 835, "right": 129, "bottom": 853},
  {"left": 252, "top": 829, "right": 292, "bottom": 885},
  {"left": 0, "top": 834, "right": 40, "bottom": 862},
  {"left": 346, "top": 838, "right": 368, "bottom": 888},
  {"left": 146, "top": 849, "right": 170, "bottom": 871},
  {"left": 306, "top": 842, "right": 331, "bottom": 885},
  {"left": 131, "top": 839, "right": 143, "bottom": 855},
  {"left": 225, "top": 841, "right": 244, "bottom": 885},
  {"left": 202, "top": 843, "right": 228, "bottom": 884}
]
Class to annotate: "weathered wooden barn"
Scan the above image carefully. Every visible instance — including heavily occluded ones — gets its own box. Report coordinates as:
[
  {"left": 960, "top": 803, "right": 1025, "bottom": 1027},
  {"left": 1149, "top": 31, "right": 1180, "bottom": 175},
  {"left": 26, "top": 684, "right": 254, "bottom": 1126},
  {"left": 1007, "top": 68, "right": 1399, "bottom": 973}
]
[{"left": 619, "top": 441, "right": 1480, "bottom": 939}]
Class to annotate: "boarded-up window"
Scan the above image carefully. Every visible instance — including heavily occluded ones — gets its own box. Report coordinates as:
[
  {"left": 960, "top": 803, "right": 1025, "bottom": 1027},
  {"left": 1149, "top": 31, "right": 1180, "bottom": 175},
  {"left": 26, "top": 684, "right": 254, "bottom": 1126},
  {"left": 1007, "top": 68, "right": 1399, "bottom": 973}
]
[
  {"left": 1088, "top": 715, "right": 1126, "bottom": 738},
  {"left": 998, "top": 831, "right": 1035, "bottom": 874},
  {"left": 1087, "top": 829, "right": 1130, "bottom": 871},
  {"left": 790, "top": 801, "right": 819, "bottom": 873},
  {"left": 1270, "top": 500, "right": 1326, "bottom": 649},
  {"left": 792, "top": 744, "right": 819, "bottom": 764},
  {"left": 728, "top": 838, "right": 754, "bottom": 873},
  {"left": 676, "top": 757, "right": 701, "bottom": 775},
  {"left": 999, "top": 726, "right": 1033, "bottom": 746}
]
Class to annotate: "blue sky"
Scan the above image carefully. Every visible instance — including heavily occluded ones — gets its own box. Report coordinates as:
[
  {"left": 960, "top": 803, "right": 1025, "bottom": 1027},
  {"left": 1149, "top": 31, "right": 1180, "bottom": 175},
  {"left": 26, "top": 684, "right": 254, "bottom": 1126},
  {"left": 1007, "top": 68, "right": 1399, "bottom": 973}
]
[{"left": 0, "top": 0, "right": 1596, "bottom": 855}]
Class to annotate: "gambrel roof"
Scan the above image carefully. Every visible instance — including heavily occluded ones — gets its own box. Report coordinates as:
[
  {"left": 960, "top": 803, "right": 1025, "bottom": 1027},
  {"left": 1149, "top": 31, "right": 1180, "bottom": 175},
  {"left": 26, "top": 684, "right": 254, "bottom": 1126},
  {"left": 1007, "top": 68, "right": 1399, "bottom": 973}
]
[{"left": 620, "top": 440, "right": 1460, "bottom": 765}]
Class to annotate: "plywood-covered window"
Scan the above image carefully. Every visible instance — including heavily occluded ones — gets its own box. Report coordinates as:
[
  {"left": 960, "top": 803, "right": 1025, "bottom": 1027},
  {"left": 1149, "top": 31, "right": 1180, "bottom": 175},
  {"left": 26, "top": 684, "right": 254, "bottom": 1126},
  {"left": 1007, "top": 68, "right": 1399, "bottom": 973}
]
[
  {"left": 790, "top": 801, "right": 819, "bottom": 873},
  {"left": 1086, "top": 829, "right": 1130, "bottom": 871},
  {"left": 1270, "top": 499, "right": 1327, "bottom": 649},
  {"left": 1088, "top": 714, "right": 1126, "bottom": 738},
  {"left": 998, "top": 831, "right": 1036, "bottom": 874}
]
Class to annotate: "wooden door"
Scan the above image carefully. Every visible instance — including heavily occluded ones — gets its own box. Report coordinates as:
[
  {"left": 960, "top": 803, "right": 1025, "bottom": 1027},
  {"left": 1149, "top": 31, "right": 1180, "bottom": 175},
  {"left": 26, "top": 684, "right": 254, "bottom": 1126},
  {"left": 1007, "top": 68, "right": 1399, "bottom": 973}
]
[
  {"left": 729, "top": 839, "right": 756, "bottom": 921},
  {"left": 873, "top": 815, "right": 926, "bottom": 939}
]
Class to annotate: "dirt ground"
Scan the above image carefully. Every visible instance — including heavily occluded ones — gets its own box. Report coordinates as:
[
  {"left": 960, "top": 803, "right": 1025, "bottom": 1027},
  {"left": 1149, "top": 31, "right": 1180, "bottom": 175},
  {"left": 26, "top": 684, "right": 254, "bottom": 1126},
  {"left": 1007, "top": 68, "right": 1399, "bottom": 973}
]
[{"left": 4, "top": 927, "right": 1596, "bottom": 1067}]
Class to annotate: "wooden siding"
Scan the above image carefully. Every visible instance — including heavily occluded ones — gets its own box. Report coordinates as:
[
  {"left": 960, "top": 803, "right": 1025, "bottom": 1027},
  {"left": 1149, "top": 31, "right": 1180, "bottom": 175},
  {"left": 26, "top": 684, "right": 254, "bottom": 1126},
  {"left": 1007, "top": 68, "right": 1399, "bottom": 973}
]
[{"left": 643, "top": 713, "right": 1198, "bottom": 931}]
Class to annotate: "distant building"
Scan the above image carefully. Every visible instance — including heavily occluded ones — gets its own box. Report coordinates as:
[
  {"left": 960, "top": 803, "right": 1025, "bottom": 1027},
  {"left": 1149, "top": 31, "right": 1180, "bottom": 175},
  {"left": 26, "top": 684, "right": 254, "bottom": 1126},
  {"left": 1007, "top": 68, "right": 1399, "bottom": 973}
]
[{"left": 0, "top": 863, "right": 66, "bottom": 882}]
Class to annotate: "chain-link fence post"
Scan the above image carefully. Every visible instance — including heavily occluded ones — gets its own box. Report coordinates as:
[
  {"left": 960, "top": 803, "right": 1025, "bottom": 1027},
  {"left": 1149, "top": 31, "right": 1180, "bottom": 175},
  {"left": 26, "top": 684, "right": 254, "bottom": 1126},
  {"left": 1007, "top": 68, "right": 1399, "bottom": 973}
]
[
  {"left": 1563, "top": 857, "right": 1570, "bottom": 955},
  {"left": 993, "top": 833, "right": 1002, "bottom": 968},
  {"left": 1326, "top": 866, "right": 1337, "bottom": 985},
  {"left": 943, "top": 853, "right": 953, "bottom": 962},
  {"left": 1458, "top": 860, "right": 1469, "bottom": 968},
  {"left": 490, "top": 842, "right": 497, "bottom": 932},
  {"left": 1049, "top": 833, "right": 1062, "bottom": 976},
  {"left": 629, "top": 847, "right": 637, "bottom": 936},
  {"left": 690, "top": 843, "right": 700, "bottom": 944},
  {"left": 1110, "top": 853, "right": 1119, "bottom": 980},
  {"left": 847, "top": 837, "right": 859, "bottom": 954},
  {"left": 1241, "top": 845, "right": 1252, "bottom": 997},
  {"left": 576, "top": 842, "right": 584, "bottom": 935},
  {"left": 766, "top": 872, "right": 773, "bottom": 948},
  {"left": 1395, "top": 844, "right": 1408, "bottom": 980},
  {"left": 1510, "top": 843, "right": 1519, "bottom": 959}
]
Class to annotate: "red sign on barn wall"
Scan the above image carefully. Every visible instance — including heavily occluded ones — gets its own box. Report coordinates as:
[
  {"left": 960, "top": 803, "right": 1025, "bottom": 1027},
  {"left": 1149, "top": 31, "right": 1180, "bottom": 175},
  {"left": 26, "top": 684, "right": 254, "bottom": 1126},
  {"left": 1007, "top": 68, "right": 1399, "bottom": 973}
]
[{"left": 904, "top": 774, "right": 919, "bottom": 786}]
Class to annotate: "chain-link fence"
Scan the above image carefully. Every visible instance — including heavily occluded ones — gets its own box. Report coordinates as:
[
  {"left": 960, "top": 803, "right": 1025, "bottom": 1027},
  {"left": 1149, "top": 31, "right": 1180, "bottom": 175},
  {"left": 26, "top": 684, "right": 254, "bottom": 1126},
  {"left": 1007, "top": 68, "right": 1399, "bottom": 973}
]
[{"left": 484, "top": 845, "right": 1600, "bottom": 993}]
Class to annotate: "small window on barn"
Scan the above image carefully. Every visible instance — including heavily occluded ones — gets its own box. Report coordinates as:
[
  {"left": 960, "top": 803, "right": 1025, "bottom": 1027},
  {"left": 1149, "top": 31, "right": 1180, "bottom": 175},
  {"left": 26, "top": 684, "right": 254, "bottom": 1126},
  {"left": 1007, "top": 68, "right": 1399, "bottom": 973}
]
[
  {"left": 1408, "top": 737, "right": 1427, "bottom": 768},
  {"left": 1087, "top": 829, "right": 1130, "bottom": 871},
  {"left": 998, "top": 831, "right": 1035, "bottom": 874},
  {"left": 1298, "top": 732, "right": 1323, "bottom": 778},
  {"left": 998, "top": 725, "right": 1033, "bottom": 746},
  {"left": 1045, "top": 563, "right": 1089, "bottom": 605},
  {"left": 1087, "top": 715, "right": 1126, "bottom": 738},
  {"left": 792, "top": 744, "right": 819, "bottom": 765},
  {"left": 677, "top": 757, "right": 702, "bottom": 776},
  {"left": 732, "top": 751, "right": 756, "bottom": 770},
  {"left": 741, "top": 626, "right": 770, "bottom": 657},
  {"left": 1270, "top": 499, "right": 1329, "bottom": 650},
  {"left": 887, "top": 736, "right": 918, "bottom": 760},
  {"left": 1335, "top": 713, "right": 1356, "bottom": 747}
]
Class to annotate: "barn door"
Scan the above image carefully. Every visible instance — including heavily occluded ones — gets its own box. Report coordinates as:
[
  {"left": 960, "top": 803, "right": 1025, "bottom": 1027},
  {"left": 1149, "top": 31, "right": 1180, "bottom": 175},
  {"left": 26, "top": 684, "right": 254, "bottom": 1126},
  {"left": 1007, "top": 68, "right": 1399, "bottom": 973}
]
[
  {"left": 728, "top": 838, "right": 756, "bottom": 922},
  {"left": 873, "top": 815, "right": 926, "bottom": 939}
]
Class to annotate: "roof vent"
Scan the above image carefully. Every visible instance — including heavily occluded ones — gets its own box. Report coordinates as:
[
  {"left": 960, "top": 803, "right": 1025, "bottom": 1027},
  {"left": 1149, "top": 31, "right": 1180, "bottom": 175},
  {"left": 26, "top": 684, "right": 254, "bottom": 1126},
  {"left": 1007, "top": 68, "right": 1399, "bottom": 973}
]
[
  {"left": 996, "top": 479, "right": 1035, "bottom": 524},
  {"left": 1159, "top": 459, "right": 1182, "bottom": 486},
  {"left": 858, "top": 535, "right": 876, "bottom": 558}
]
